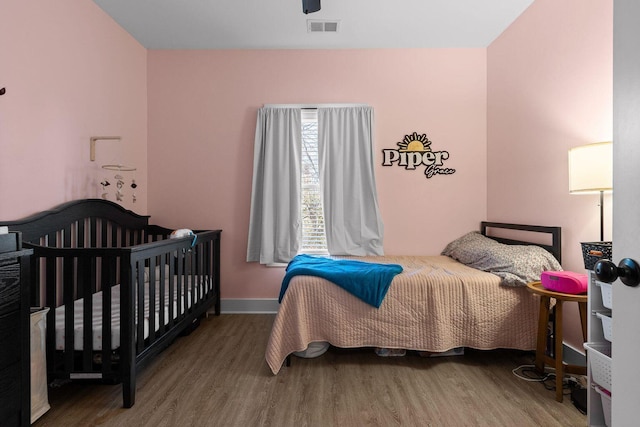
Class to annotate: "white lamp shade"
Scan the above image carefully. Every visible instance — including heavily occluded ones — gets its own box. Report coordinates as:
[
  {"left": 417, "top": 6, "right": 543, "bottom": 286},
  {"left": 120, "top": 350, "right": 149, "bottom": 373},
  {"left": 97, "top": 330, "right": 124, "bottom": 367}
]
[{"left": 568, "top": 141, "right": 613, "bottom": 193}]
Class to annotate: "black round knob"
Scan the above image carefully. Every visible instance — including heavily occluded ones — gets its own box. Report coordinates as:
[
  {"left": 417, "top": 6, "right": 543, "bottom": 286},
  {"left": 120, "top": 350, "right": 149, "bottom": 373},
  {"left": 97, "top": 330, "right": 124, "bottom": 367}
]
[
  {"left": 594, "top": 258, "right": 640, "bottom": 287},
  {"left": 619, "top": 258, "right": 640, "bottom": 287},
  {"left": 594, "top": 259, "right": 617, "bottom": 283}
]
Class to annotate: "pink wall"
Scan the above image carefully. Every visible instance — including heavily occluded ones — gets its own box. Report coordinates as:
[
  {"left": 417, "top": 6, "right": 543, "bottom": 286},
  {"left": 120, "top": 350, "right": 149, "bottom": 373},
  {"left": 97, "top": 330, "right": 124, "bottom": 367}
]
[
  {"left": 147, "top": 49, "right": 488, "bottom": 299},
  {"left": 3, "top": 0, "right": 611, "bottom": 319},
  {"left": 488, "top": 0, "right": 613, "bottom": 347},
  {"left": 1, "top": 0, "right": 148, "bottom": 219}
]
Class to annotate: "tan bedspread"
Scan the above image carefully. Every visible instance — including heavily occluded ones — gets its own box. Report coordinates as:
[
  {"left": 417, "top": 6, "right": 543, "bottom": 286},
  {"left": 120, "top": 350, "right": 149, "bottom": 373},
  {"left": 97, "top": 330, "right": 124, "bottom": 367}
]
[{"left": 265, "top": 255, "right": 540, "bottom": 374}]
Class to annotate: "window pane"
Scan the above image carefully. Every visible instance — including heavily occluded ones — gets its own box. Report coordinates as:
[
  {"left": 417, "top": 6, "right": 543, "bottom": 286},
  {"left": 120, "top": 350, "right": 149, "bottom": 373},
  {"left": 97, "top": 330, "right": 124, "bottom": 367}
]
[{"left": 301, "top": 110, "right": 327, "bottom": 253}]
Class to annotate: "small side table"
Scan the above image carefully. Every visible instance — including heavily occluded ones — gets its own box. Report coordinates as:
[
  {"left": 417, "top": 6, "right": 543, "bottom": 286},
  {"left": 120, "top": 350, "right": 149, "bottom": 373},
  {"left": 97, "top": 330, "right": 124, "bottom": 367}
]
[{"left": 526, "top": 281, "right": 587, "bottom": 402}]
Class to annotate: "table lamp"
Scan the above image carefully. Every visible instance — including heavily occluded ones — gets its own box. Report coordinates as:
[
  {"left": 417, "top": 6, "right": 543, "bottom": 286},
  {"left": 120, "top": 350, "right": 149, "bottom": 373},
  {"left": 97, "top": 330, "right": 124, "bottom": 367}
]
[{"left": 568, "top": 141, "right": 613, "bottom": 242}]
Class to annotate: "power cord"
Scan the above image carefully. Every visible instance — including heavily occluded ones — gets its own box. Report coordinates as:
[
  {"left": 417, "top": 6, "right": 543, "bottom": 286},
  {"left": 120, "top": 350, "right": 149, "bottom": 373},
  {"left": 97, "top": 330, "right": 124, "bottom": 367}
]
[
  {"left": 512, "top": 364, "right": 584, "bottom": 397},
  {"left": 512, "top": 364, "right": 554, "bottom": 382}
]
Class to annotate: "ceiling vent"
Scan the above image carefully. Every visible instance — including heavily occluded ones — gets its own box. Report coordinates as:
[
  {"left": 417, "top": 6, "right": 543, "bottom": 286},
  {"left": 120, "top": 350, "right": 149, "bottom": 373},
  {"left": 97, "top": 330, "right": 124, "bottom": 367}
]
[{"left": 307, "top": 20, "right": 340, "bottom": 33}]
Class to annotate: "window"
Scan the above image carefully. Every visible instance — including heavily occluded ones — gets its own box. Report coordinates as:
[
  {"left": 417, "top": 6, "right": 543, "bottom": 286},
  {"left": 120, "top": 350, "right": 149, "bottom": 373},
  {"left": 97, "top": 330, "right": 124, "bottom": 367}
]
[
  {"left": 247, "top": 105, "right": 383, "bottom": 265},
  {"left": 300, "top": 109, "right": 328, "bottom": 254}
]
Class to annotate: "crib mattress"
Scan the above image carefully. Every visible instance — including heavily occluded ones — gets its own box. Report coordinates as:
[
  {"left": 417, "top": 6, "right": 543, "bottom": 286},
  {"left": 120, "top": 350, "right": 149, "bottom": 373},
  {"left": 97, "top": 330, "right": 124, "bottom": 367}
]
[{"left": 54, "top": 281, "right": 202, "bottom": 351}]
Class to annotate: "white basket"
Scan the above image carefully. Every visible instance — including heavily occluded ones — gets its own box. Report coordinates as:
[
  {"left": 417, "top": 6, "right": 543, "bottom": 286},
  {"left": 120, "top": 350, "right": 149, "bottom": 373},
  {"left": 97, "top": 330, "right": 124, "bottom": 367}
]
[
  {"left": 596, "top": 311, "right": 613, "bottom": 342},
  {"left": 596, "top": 281, "right": 613, "bottom": 309},
  {"left": 594, "top": 385, "right": 612, "bottom": 427},
  {"left": 584, "top": 342, "right": 612, "bottom": 391}
]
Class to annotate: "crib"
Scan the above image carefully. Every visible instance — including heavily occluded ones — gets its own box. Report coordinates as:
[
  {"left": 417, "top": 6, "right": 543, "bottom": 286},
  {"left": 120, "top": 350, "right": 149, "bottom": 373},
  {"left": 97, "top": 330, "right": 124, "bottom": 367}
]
[{"left": 0, "top": 199, "right": 221, "bottom": 408}]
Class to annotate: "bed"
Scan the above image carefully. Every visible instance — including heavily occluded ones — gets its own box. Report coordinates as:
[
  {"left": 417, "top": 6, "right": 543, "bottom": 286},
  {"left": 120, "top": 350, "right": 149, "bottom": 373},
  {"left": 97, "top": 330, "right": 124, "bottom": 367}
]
[
  {"left": 266, "top": 222, "right": 561, "bottom": 374},
  {"left": 0, "top": 199, "right": 221, "bottom": 407}
]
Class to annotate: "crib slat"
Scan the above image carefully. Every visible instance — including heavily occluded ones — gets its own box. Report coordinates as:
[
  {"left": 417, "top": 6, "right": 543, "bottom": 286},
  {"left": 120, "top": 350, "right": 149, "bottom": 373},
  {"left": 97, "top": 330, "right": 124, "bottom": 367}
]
[
  {"left": 78, "top": 218, "right": 85, "bottom": 249},
  {"left": 64, "top": 225, "right": 72, "bottom": 248},
  {"left": 148, "top": 256, "right": 156, "bottom": 343},
  {"left": 45, "top": 255, "right": 58, "bottom": 377},
  {"left": 101, "top": 219, "right": 108, "bottom": 249},
  {"left": 80, "top": 256, "right": 94, "bottom": 371},
  {"left": 100, "top": 256, "right": 116, "bottom": 377},
  {"left": 197, "top": 244, "right": 204, "bottom": 300},
  {"left": 192, "top": 248, "right": 199, "bottom": 304},
  {"left": 176, "top": 249, "right": 185, "bottom": 323},
  {"left": 167, "top": 251, "right": 175, "bottom": 329},
  {"left": 63, "top": 256, "right": 75, "bottom": 373},
  {"left": 111, "top": 221, "right": 118, "bottom": 249},
  {"left": 157, "top": 253, "right": 166, "bottom": 335},
  {"left": 187, "top": 251, "right": 195, "bottom": 312},
  {"left": 29, "top": 250, "right": 40, "bottom": 308},
  {"left": 90, "top": 217, "right": 97, "bottom": 248}
]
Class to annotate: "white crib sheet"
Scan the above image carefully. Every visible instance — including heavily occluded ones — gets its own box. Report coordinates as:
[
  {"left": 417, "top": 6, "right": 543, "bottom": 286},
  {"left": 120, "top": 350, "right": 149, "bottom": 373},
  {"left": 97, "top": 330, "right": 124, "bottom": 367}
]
[{"left": 53, "top": 280, "right": 200, "bottom": 351}]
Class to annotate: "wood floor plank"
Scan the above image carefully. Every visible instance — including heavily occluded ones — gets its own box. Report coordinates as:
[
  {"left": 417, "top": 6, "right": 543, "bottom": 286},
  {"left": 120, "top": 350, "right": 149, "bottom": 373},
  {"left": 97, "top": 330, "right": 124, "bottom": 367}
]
[{"left": 34, "top": 314, "right": 586, "bottom": 426}]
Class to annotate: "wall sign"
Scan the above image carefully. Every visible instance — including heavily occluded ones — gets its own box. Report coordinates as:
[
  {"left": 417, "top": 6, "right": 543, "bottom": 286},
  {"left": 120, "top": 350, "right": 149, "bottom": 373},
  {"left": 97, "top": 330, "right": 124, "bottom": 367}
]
[{"left": 382, "top": 132, "right": 456, "bottom": 179}]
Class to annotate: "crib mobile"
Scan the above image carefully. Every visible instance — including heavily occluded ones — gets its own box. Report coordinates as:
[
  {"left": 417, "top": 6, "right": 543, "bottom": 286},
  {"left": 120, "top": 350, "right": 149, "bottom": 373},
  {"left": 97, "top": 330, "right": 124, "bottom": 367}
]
[
  {"left": 100, "top": 164, "right": 138, "bottom": 203},
  {"left": 89, "top": 136, "right": 139, "bottom": 203}
]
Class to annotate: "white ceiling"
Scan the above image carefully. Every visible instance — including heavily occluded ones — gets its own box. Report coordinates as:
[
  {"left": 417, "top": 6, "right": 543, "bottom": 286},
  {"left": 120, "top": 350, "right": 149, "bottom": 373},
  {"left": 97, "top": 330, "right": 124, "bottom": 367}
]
[{"left": 93, "top": 0, "right": 535, "bottom": 50}]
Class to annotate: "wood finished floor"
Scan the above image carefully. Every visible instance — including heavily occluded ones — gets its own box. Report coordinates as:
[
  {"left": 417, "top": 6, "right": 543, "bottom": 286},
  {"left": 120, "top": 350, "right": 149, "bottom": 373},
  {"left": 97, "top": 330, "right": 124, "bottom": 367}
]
[{"left": 34, "top": 314, "right": 586, "bottom": 427}]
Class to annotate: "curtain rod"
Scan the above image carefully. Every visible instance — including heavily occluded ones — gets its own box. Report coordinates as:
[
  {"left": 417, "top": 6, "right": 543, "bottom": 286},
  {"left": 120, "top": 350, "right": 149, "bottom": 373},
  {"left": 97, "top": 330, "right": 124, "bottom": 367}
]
[{"left": 263, "top": 103, "right": 369, "bottom": 108}]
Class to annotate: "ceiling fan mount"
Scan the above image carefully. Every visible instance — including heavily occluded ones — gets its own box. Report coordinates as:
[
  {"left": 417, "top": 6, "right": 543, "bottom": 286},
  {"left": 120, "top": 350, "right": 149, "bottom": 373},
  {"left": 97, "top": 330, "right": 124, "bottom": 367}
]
[{"left": 302, "top": 0, "right": 321, "bottom": 14}]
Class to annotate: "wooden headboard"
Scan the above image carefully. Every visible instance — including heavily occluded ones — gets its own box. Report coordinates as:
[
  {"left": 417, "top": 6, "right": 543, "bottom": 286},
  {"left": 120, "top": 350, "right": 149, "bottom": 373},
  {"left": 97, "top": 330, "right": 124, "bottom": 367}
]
[
  {"left": 0, "top": 199, "right": 154, "bottom": 245},
  {"left": 481, "top": 221, "right": 562, "bottom": 264}
]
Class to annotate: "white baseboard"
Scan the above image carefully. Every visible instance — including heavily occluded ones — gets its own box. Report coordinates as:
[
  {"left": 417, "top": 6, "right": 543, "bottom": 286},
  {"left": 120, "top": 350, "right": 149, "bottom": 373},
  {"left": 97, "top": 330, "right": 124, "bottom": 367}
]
[{"left": 220, "top": 298, "right": 279, "bottom": 314}]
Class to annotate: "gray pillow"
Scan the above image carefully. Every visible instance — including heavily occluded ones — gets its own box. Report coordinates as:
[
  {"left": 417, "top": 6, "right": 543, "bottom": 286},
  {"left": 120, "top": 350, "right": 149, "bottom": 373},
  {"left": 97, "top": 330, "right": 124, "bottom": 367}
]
[{"left": 442, "top": 231, "right": 563, "bottom": 286}]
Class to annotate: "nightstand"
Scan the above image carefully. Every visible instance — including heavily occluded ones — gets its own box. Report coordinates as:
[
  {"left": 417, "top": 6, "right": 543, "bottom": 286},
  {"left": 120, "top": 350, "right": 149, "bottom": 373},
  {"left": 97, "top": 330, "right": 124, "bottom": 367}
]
[{"left": 527, "top": 281, "right": 587, "bottom": 402}]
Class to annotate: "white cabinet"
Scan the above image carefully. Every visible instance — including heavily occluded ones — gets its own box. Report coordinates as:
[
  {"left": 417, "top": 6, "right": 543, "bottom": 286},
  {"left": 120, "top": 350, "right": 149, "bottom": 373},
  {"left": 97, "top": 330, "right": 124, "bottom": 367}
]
[{"left": 585, "top": 271, "right": 612, "bottom": 426}]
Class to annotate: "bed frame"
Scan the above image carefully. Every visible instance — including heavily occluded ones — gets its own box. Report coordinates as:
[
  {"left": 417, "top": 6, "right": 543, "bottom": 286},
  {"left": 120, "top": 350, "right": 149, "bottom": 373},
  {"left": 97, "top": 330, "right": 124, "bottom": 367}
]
[
  {"left": 481, "top": 221, "right": 562, "bottom": 263},
  {"left": 274, "top": 221, "right": 563, "bottom": 373},
  {"left": 0, "top": 199, "right": 221, "bottom": 408}
]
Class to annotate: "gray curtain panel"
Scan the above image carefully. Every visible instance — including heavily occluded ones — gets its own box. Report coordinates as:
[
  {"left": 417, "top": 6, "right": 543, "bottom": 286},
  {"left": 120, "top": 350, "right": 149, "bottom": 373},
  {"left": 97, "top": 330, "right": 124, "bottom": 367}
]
[
  {"left": 318, "top": 106, "right": 384, "bottom": 256},
  {"left": 246, "top": 107, "right": 301, "bottom": 264}
]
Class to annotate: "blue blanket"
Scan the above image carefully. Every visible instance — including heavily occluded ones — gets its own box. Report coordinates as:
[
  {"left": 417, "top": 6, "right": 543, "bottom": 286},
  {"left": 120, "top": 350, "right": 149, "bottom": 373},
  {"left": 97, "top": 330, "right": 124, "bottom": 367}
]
[{"left": 278, "top": 254, "right": 403, "bottom": 308}]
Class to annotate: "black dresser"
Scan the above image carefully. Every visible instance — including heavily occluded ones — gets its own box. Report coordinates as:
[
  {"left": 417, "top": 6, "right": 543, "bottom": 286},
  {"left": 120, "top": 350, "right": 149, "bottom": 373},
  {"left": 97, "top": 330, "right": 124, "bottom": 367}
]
[{"left": 0, "top": 232, "right": 32, "bottom": 426}]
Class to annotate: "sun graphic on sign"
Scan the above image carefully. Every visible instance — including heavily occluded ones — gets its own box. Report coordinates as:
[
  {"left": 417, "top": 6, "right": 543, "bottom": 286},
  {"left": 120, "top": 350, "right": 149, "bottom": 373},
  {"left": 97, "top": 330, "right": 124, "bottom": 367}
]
[{"left": 397, "top": 132, "right": 432, "bottom": 152}]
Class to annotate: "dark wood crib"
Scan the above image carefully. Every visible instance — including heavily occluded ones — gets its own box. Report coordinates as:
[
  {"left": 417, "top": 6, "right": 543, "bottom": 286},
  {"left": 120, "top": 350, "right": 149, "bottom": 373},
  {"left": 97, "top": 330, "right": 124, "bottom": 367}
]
[{"left": 0, "top": 199, "right": 221, "bottom": 408}]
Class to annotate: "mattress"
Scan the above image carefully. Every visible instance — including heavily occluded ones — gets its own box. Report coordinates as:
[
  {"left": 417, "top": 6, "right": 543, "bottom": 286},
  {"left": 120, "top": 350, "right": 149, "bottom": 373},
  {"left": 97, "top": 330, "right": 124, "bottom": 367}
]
[
  {"left": 265, "top": 255, "right": 540, "bottom": 374},
  {"left": 54, "top": 273, "right": 208, "bottom": 351}
]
